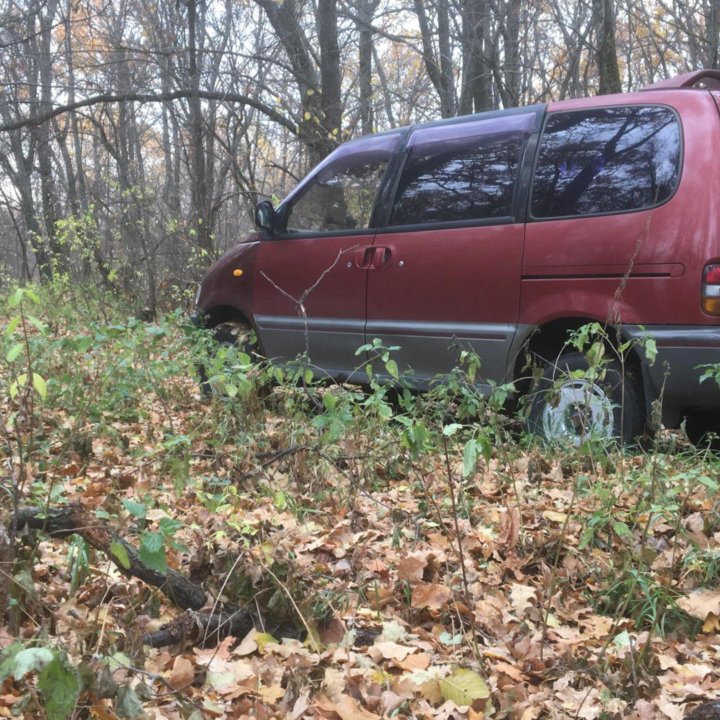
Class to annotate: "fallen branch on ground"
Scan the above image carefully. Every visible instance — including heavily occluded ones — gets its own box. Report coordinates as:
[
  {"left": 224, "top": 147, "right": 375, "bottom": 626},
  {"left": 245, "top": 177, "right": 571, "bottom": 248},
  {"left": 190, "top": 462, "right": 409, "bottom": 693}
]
[
  {"left": 11, "top": 504, "right": 259, "bottom": 647},
  {"left": 143, "top": 608, "right": 255, "bottom": 648},
  {"left": 14, "top": 505, "right": 207, "bottom": 610}
]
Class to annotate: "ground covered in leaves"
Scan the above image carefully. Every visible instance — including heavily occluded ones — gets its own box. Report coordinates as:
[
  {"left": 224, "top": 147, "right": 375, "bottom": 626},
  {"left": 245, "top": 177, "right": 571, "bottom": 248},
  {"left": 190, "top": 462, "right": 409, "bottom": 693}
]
[{"left": 2, "top": 288, "right": 720, "bottom": 719}]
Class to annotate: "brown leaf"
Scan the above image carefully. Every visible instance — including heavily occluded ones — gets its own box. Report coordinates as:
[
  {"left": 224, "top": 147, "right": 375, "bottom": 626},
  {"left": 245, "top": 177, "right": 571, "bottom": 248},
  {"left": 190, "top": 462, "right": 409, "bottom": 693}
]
[
  {"left": 411, "top": 583, "right": 451, "bottom": 610},
  {"left": 287, "top": 688, "right": 311, "bottom": 720},
  {"left": 236, "top": 628, "right": 259, "bottom": 656},
  {"left": 395, "top": 651, "right": 430, "bottom": 671},
  {"left": 497, "top": 506, "right": 521, "bottom": 549},
  {"left": 369, "top": 641, "right": 412, "bottom": 662},
  {"left": 678, "top": 589, "right": 720, "bottom": 621},
  {"left": 509, "top": 583, "right": 537, "bottom": 613},
  {"left": 168, "top": 656, "right": 194, "bottom": 690},
  {"left": 494, "top": 661, "right": 527, "bottom": 682},
  {"left": 319, "top": 617, "right": 346, "bottom": 645},
  {"left": 397, "top": 555, "right": 426, "bottom": 583},
  {"left": 315, "top": 693, "right": 381, "bottom": 720}
]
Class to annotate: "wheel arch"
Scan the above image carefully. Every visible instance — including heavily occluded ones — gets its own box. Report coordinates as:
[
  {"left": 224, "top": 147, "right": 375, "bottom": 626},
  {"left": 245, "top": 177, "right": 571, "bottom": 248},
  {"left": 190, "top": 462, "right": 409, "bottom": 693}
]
[
  {"left": 511, "top": 317, "right": 653, "bottom": 425},
  {"left": 197, "top": 305, "right": 264, "bottom": 353}
]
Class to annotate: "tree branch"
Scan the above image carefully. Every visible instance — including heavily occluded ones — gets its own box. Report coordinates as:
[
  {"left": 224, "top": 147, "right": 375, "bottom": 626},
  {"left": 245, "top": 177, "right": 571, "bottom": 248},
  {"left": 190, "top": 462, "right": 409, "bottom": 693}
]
[
  {"left": 0, "top": 90, "right": 298, "bottom": 135},
  {"left": 13, "top": 505, "right": 207, "bottom": 611}
]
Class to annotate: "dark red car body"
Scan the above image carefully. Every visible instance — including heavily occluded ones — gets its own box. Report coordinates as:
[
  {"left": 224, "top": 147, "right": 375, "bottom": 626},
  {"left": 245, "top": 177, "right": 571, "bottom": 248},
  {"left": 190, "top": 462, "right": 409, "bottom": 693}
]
[{"left": 195, "top": 70, "right": 720, "bottom": 432}]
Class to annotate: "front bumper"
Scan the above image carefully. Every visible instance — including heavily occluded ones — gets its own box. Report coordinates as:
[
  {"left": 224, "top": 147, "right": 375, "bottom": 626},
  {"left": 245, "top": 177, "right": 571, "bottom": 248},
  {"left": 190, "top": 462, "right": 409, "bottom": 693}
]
[{"left": 190, "top": 309, "right": 206, "bottom": 328}]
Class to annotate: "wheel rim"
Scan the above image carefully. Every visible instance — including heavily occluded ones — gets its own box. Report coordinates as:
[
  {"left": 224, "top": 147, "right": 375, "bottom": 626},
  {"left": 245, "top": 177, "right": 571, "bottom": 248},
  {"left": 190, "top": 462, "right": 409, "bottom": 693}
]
[{"left": 542, "top": 379, "right": 614, "bottom": 445}]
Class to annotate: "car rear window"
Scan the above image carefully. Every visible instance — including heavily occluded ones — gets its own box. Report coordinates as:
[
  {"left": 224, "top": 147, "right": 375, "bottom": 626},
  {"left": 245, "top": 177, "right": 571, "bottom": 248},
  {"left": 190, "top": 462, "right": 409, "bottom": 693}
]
[
  {"left": 389, "top": 113, "right": 534, "bottom": 226},
  {"left": 531, "top": 105, "right": 681, "bottom": 219}
]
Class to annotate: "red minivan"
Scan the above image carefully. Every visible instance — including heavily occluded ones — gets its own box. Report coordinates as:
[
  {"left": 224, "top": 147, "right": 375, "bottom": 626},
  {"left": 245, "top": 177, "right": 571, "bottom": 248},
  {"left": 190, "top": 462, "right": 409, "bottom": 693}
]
[{"left": 193, "top": 69, "right": 720, "bottom": 445}]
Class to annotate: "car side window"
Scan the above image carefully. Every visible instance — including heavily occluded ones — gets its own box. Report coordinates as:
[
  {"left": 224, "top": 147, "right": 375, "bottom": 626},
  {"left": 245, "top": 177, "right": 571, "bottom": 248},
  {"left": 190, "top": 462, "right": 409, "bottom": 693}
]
[
  {"left": 389, "top": 113, "right": 535, "bottom": 226},
  {"left": 531, "top": 105, "right": 681, "bottom": 218},
  {"left": 285, "top": 136, "right": 399, "bottom": 233}
]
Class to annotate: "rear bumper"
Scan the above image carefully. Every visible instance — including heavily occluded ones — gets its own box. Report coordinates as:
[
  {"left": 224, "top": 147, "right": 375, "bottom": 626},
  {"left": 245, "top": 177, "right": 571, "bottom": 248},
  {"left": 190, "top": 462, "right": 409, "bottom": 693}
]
[{"left": 625, "top": 325, "right": 720, "bottom": 423}]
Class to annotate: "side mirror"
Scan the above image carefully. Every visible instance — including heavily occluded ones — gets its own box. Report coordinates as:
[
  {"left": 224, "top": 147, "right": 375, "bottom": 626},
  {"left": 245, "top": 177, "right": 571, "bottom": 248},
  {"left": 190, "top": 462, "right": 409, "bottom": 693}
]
[{"left": 255, "top": 200, "right": 276, "bottom": 233}]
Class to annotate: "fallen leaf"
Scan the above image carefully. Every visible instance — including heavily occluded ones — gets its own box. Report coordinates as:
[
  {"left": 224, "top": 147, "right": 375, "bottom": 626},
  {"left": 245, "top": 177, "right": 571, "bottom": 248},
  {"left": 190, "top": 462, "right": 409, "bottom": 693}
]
[
  {"left": 678, "top": 589, "right": 720, "bottom": 621},
  {"left": 439, "top": 668, "right": 491, "bottom": 710},
  {"left": 397, "top": 556, "right": 426, "bottom": 583},
  {"left": 497, "top": 507, "right": 521, "bottom": 549},
  {"left": 236, "top": 628, "right": 259, "bottom": 655},
  {"left": 370, "top": 641, "right": 413, "bottom": 662},
  {"left": 494, "top": 661, "right": 527, "bottom": 682},
  {"left": 396, "top": 652, "right": 430, "bottom": 671},
  {"left": 258, "top": 684, "right": 285, "bottom": 703},
  {"left": 412, "top": 583, "right": 451, "bottom": 610},
  {"left": 543, "top": 510, "right": 567, "bottom": 524},
  {"left": 323, "top": 666, "right": 347, "bottom": 702},
  {"left": 168, "top": 656, "right": 194, "bottom": 690},
  {"left": 288, "top": 688, "right": 311, "bottom": 720},
  {"left": 315, "top": 693, "right": 380, "bottom": 720},
  {"left": 319, "top": 617, "right": 346, "bottom": 645},
  {"left": 509, "top": 584, "right": 537, "bottom": 613}
]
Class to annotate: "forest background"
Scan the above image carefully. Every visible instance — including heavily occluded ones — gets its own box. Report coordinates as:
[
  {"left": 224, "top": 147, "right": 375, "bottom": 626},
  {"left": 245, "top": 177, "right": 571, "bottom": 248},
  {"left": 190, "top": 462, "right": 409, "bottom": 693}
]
[
  {"left": 1, "top": 0, "right": 719, "bottom": 312},
  {"left": 4, "top": 3, "right": 720, "bottom": 719}
]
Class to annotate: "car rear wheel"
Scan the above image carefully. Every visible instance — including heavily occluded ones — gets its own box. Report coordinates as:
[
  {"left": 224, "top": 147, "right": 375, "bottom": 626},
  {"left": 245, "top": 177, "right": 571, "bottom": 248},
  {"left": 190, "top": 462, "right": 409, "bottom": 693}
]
[
  {"left": 526, "top": 351, "right": 643, "bottom": 446},
  {"left": 685, "top": 411, "right": 720, "bottom": 451}
]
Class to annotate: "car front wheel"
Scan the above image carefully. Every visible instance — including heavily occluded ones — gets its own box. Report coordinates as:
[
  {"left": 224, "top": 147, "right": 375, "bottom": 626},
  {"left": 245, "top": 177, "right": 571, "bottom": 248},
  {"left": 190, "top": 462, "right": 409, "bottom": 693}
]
[{"left": 197, "top": 321, "right": 259, "bottom": 396}]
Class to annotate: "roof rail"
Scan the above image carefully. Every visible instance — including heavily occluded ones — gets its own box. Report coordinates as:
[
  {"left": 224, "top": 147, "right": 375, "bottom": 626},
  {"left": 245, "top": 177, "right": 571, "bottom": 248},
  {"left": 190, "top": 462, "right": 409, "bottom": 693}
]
[{"left": 641, "top": 69, "right": 720, "bottom": 91}]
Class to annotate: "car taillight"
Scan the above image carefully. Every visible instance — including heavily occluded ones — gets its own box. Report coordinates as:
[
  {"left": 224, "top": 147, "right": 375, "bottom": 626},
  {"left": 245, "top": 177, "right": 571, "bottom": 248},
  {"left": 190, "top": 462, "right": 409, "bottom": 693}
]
[{"left": 702, "top": 263, "right": 720, "bottom": 315}]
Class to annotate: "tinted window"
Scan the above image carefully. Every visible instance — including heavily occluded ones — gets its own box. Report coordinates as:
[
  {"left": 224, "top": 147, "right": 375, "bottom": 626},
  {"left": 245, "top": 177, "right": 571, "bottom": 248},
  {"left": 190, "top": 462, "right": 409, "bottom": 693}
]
[
  {"left": 286, "top": 135, "right": 399, "bottom": 233},
  {"left": 531, "top": 106, "right": 681, "bottom": 218},
  {"left": 389, "top": 114, "right": 534, "bottom": 226}
]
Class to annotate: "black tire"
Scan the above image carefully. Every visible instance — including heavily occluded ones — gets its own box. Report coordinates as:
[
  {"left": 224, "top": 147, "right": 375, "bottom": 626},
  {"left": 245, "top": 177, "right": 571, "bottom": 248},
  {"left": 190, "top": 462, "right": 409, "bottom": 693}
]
[
  {"left": 526, "top": 351, "right": 644, "bottom": 446},
  {"left": 685, "top": 411, "right": 720, "bottom": 451}
]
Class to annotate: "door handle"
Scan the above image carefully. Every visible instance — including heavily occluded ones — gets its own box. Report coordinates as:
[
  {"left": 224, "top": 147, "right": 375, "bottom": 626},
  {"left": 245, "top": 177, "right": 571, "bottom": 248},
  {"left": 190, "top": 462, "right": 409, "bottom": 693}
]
[
  {"left": 371, "top": 246, "right": 390, "bottom": 269},
  {"left": 354, "top": 247, "right": 374, "bottom": 269}
]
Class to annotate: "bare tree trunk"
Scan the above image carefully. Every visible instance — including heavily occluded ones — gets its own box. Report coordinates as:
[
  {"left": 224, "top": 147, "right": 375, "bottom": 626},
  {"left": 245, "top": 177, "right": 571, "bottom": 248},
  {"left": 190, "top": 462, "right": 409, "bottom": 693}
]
[
  {"left": 317, "top": 0, "right": 342, "bottom": 147},
  {"left": 498, "top": 0, "right": 522, "bottom": 107},
  {"left": 707, "top": 0, "right": 720, "bottom": 68},
  {"left": 592, "top": 0, "right": 622, "bottom": 94},
  {"left": 188, "top": 0, "right": 213, "bottom": 253},
  {"left": 32, "top": 0, "right": 63, "bottom": 280},
  {"left": 254, "top": 0, "right": 341, "bottom": 163},
  {"left": 357, "top": 0, "right": 378, "bottom": 134},
  {"left": 414, "top": 0, "right": 457, "bottom": 117},
  {"left": 459, "top": 0, "right": 492, "bottom": 114}
]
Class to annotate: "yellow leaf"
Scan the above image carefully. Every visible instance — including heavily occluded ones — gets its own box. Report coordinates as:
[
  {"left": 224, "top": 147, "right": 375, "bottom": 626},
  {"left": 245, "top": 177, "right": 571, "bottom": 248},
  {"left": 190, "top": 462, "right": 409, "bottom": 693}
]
[
  {"left": 258, "top": 684, "right": 284, "bottom": 703},
  {"left": 255, "top": 632, "right": 278, "bottom": 653},
  {"left": 439, "top": 668, "right": 490, "bottom": 709},
  {"left": 32, "top": 373, "right": 47, "bottom": 400},
  {"left": 703, "top": 612, "right": 720, "bottom": 633}
]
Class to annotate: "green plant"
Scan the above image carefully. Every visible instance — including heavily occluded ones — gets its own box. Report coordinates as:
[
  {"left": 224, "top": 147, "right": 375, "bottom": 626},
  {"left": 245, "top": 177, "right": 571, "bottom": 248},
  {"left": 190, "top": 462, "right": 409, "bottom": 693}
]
[
  {"left": 0, "top": 642, "right": 80, "bottom": 720},
  {"left": 592, "top": 564, "right": 689, "bottom": 635},
  {"left": 4, "top": 286, "right": 49, "bottom": 408}
]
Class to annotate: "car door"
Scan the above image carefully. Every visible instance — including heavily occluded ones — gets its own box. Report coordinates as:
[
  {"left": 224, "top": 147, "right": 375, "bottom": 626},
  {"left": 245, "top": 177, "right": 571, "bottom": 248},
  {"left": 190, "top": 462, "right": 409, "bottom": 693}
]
[
  {"left": 366, "top": 111, "right": 540, "bottom": 389},
  {"left": 253, "top": 132, "right": 402, "bottom": 379}
]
